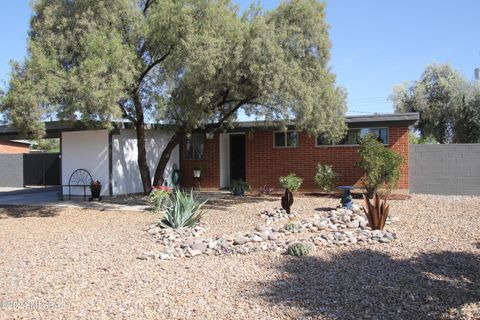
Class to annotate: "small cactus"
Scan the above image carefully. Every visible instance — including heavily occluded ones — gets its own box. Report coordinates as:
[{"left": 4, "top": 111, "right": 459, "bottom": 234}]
[
  {"left": 286, "top": 242, "right": 313, "bottom": 257},
  {"left": 281, "top": 188, "right": 294, "bottom": 214},
  {"left": 284, "top": 220, "right": 299, "bottom": 232}
]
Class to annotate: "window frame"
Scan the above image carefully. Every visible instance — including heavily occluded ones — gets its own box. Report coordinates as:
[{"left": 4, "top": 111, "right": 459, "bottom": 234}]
[
  {"left": 273, "top": 130, "right": 298, "bottom": 148},
  {"left": 315, "top": 127, "right": 389, "bottom": 147},
  {"left": 184, "top": 133, "right": 205, "bottom": 160}
]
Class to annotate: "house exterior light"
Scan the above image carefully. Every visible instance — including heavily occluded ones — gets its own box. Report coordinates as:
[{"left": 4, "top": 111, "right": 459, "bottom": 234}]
[{"left": 206, "top": 132, "right": 214, "bottom": 139}]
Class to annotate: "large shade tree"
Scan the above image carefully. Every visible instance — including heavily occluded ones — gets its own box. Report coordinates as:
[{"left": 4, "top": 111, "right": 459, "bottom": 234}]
[
  {"left": 391, "top": 63, "right": 480, "bottom": 144},
  {"left": 2, "top": 0, "right": 347, "bottom": 194}
]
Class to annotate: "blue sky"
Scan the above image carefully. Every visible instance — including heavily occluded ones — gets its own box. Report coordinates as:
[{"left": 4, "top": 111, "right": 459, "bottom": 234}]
[{"left": 0, "top": 1, "right": 479, "bottom": 114}]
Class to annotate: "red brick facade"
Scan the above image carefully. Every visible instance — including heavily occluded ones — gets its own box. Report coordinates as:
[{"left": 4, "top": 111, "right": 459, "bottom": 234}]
[
  {"left": 180, "top": 134, "right": 220, "bottom": 189},
  {"left": 180, "top": 126, "right": 410, "bottom": 191},
  {"left": 0, "top": 141, "right": 30, "bottom": 154}
]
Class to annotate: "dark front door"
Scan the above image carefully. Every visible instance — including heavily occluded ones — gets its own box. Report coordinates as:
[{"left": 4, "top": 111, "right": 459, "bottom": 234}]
[{"left": 230, "top": 134, "right": 246, "bottom": 182}]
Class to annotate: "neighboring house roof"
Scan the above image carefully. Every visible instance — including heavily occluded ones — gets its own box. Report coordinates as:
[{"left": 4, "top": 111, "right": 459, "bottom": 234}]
[
  {"left": 0, "top": 113, "right": 419, "bottom": 140},
  {"left": 9, "top": 140, "right": 36, "bottom": 146},
  {"left": 0, "top": 140, "right": 32, "bottom": 154}
]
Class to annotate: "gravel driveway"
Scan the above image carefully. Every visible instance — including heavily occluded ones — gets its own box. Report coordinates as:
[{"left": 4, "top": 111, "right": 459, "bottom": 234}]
[{"left": 0, "top": 194, "right": 479, "bottom": 319}]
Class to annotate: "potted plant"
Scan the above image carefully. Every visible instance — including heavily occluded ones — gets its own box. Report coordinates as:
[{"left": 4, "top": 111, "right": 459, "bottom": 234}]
[
  {"left": 230, "top": 179, "right": 251, "bottom": 196},
  {"left": 193, "top": 166, "right": 202, "bottom": 178},
  {"left": 90, "top": 180, "right": 102, "bottom": 200}
]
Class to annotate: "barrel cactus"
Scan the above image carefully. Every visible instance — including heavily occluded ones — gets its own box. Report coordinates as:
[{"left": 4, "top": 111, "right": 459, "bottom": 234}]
[{"left": 286, "top": 242, "right": 313, "bottom": 257}]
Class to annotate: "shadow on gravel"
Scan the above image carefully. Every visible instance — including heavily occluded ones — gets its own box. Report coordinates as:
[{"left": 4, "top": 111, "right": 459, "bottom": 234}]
[
  {"left": 202, "top": 193, "right": 277, "bottom": 210},
  {"left": 261, "top": 249, "right": 480, "bottom": 319},
  {"left": 0, "top": 205, "right": 61, "bottom": 219}
]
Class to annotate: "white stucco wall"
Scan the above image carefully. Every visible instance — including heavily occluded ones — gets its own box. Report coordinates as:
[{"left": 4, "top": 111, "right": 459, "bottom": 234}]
[
  {"left": 111, "top": 129, "right": 179, "bottom": 195},
  {"left": 61, "top": 130, "right": 109, "bottom": 196}
]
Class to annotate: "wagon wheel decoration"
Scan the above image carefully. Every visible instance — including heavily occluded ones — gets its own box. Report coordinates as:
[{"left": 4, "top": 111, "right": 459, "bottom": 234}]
[{"left": 69, "top": 169, "right": 93, "bottom": 186}]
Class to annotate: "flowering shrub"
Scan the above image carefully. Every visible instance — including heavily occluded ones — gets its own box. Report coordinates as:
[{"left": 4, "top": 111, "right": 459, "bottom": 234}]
[
  {"left": 149, "top": 185, "right": 173, "bottom": 213},
  {"left": 90, "top": 180, "right": 102, "bottom": 190}
]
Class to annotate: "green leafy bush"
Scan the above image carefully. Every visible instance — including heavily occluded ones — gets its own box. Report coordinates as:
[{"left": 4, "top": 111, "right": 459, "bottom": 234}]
[
  {"left": 279, "top": 173, "right": 303, "bottom": 192},
  {"left": 148, "top": 186, "right": 173, "bottom": 213},
  {"left": 159, "top": 189, "right": 207, "bottom": 228},
  {"left": 314, "top": 164, "right": 337, "bottom": 192},
  {"left": 356, "top": 134, "right": 404, "bottom": 197},
  {"left": 230, "top": 179, "right": 251, "bottom": 196},
  {"left": 286, "top": 242, "right": 313, "bottom": 256}
]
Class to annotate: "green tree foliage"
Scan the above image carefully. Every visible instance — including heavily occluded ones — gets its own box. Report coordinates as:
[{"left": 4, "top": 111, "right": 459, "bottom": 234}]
[
  {"left": 33, "top": 138, "right": 60, "bottom": 153},
  {"left": 2, "top": 0, "right": 346, "bottom": 193},
  {"left": 408, "top": 132, "right": 437, "bottom": 144},
  {"left": 391, "top": 63, "right": 480, "bottom": 144},
  {"left": 356, "top": 134, "right": 403, "bottom": 197}
]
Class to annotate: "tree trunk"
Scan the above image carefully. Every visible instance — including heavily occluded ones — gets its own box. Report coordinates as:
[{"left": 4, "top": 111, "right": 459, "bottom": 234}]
[
  {"left": 133, "top": 92, "right": 152, "bottom": 195},
  {"left": 152, "top": 133, "right": 183, "bottom": 187}
]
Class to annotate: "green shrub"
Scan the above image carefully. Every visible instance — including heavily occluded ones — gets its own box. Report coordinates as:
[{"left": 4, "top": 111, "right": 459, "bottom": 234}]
[
  {"left": 314, "top": 164, "right": 337, "bottom": 192},
  {"left": 286, "top": 242, "right": 313, "bottom": 256},
  {"left": 279, "top": 173, "right": 303, "bottom": 192},
  {"left": 159, "top": 189, "right": 207, "bottom": 228},
  {"left": 230, "top": 179, "right": 251, "bottom": 196},
  {"left": 148, "top": 186, "right": 173, "bottom": 213},
  {"left": 356, "top": 133, "right": 403, "bottom": 197}
]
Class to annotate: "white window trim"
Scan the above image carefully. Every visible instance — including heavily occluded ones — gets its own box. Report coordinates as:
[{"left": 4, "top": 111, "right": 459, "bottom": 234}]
[
  {"left": 273, "top": 130, "right": 298, "bottom": 148},
  {"left": 315, "top": 127, "right": 389, "bottom": 147}
]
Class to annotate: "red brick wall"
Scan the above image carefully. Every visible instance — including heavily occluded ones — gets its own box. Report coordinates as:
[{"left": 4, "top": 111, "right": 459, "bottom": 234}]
[
  {"left": 0, "top": 141, "right": 30, "bottom": 154},
  {"left": 246, "top": 127, "right": 409, "bottom": 190},
  {"left": 180, "top": 134, "right": 220, "bottom": 189},
  {"left": 180, "top": 126, "right": 410, "bottom": 191}
]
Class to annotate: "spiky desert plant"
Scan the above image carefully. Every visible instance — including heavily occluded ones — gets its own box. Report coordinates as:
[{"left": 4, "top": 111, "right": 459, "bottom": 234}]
[
  {"left": 286, "top": 243, "right": 313, "bottom": 257},
  {"left": 284, "top": 220, "right": 299, "bottom": 232},
  {"left": 362, "top": 193, "right": 390, "bottom": 230},
  {"left": 281, "top": 188, "right": 294, "bottom": 214},
  {"left": 159, "top": 189, "right": 207, "bottom": 228}
]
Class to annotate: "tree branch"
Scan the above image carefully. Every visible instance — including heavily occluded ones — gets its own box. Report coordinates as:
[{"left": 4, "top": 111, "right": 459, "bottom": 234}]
[
  {"left": 143, "top": 0, "right": 155, "bottom": 14},
  {"left": 118, "top": 103, "right": 137, "bottom": 123}
]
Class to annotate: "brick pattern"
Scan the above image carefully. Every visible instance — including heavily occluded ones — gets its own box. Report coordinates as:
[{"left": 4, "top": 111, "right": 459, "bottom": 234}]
[
  {"left": 0, "top": 141, "right": 30, "bottom": 154},
  {"left": 180, "top": 134, "right": 220, "bottom": 189},
  {"left": 180, "top": 127, "right": 410, "bottom": 191}
]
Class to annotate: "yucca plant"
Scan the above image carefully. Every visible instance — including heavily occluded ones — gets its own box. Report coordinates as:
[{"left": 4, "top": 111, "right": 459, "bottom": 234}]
[{"left": 159, "top": 189, "right": 207, "bottom": 228}]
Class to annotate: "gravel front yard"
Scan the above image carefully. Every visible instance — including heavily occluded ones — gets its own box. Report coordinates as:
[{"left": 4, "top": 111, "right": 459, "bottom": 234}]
[{"left": 0, "top": 194, "right": 479, "bottom": 319}]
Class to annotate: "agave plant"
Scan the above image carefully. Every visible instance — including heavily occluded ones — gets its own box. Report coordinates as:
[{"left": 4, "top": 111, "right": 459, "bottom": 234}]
[
  {"left": 159, "top": 189, "right": 207, "bottom": 228},
  {"left": 362, "top": 193, "right": 389, "bottom": 230}
]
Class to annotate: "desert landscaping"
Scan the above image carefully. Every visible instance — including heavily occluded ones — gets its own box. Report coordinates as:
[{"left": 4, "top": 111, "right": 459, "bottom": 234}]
[{"left": 1, "top": 193, "right": 479, "bottom": 319}]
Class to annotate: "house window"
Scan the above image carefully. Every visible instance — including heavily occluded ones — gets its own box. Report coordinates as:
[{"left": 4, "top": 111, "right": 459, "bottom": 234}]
[
  {"left": 274, "top": 131, "right": 298, "bottom": 148},
  {"left": 316, "top": 128, "right": 388, "bottom": 146},
  {"left": 185, "top": 134, "right": 204, "bottom": 160}
]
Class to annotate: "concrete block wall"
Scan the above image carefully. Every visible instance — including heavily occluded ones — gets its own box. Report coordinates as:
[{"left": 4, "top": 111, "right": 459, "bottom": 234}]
[
  {"left": 409, "top": 144, "right": 480, "bottom": 195},
  {"left": 0, "top": 154, "right": 24, "bottom": 188}
]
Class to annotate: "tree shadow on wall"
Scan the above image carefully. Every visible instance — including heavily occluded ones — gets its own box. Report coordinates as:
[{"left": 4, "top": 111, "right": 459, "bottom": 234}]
[{"left": 260, "top": 249, "right": 480, "bottom": 319}]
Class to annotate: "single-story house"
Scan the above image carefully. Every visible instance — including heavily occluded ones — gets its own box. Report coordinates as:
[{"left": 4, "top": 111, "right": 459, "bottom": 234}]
[{"left": 0, "top": 112, "right": 419, "bottom": 196}]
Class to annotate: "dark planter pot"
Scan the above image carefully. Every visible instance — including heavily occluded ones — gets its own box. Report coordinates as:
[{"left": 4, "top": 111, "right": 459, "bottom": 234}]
[{"left": 91, "top": 188, "right": 101, "bottom": 199}]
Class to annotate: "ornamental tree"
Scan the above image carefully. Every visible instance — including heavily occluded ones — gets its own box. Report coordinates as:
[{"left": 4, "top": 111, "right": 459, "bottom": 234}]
[
  {"left": 391, "top": 63, "right": 480, "bottom": 144},
  {"left": 2, "top": 0, "right": 347, "bottom": 194}
]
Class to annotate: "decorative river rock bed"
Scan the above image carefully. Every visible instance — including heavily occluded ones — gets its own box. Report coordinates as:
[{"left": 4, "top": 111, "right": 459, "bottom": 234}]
[{"left": 138, "top": 206, "right": 399, "bottom": 261}]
